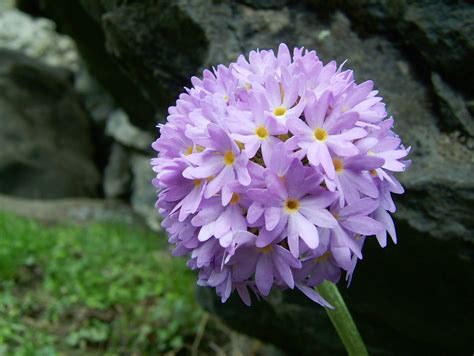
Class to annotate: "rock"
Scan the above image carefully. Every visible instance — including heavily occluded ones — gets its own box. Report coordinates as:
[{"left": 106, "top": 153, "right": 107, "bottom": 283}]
[
  {"left": 29, "top": 0, "right": 208, "bottom": 130},
  {"left": 130, "top": 154, "right": 160, "bottom": 231},
  {"left": 237, "top": 0, "right": 290, "bottom": 9},
  {"left": 0, "top": 8, "right": 78, "bottom": 70},
  {"left": 74, "top": 64, "right": 116, "bottom": 125},
  {"left": 103, "top": 143, "right": 131, "bottom": 199},
  {"left": 431, "top": 72, "right": 474, "bottom": 137},
  {"left": 304, "top": 0, "right": 474, "bottom": 94},
  {"left": 105, "top": 109, "right": 154, "bottom": 152},
  {"left": 398, "top": 1, "right": 474, "bottom": 93},
  {"left": 100, "top": 0, "right": 208, "bottom": 122},
  {"left": 0, "top": 0, "right": 15, "bottom": 11},
  {"left": 0, "top": 194, "right": 143, "bottom": 226},
  {"left": 0, "top": 49, "right": 100, "bottom": 198}
]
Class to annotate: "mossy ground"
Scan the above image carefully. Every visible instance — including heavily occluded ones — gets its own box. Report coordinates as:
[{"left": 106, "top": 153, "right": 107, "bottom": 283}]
[{"left": 0, "top": 211, "right": 216, "bottom": 355}]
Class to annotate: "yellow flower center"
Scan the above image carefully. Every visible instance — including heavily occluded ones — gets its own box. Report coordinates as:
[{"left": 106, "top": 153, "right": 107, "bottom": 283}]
[
  {"left": 278, "top": 134, "right": 290, "bottom": 141},
  {"left": 223, "top": 150, "right": 235, "bottom": 166},
  {"left": 333, "top": 158, "right": 344, "bottom": 174},
  {"left": 370, "top": 169, "right": 378, "bottom": 177},
  {"left": 223, "top": 94, "right": 229, "bottom": 102},
  {"left": 255, "top": 126, "right": 269, "bottom": 140},
  {"left": 193, "top": 179, "right": 202, "bottom": 187},
  {"left": 273, "top": 106, "right": 287, "bottom": 117},
  {"left": 314, "top": 128, "right": 328, "bottom": 142},
  {"left": 284, "top": 198, "right": 300, "bottom": 213},
  {"left": 245, "top": 82, "right": 252, "bottom": 91},
  {"left": 229, "top": 193, "right": 240, "bottom": 206},
  {"left": 260, "top": 245, "right": 273, "bottom": 254},
  {"left": 184, "top": 146, "right": 193, "bottom": 155}
]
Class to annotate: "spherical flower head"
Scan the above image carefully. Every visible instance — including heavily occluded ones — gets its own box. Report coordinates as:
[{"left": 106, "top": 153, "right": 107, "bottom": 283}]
[{"left": 152, "top": 43, "right": 410, "bottom": 306}]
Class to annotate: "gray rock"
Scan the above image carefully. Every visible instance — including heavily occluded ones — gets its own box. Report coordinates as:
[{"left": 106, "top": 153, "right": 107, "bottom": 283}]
[
  {"left": 0, "top": 49, "right": 100, "bottom": 199},
  {"left": 0, "top": 8, "right": 78, "bottom": 70},
  {"left": 103, "top": 143, "right": 131, "bottom": 199},
  {"left": 30, "top": 0, "right": 207, "bottom": 130},
  {"left": 0, "top": 193, "right": 143, "bottom": 226},
  {"left": 105, "top": 109, "right": 154, "bottom": 152},
  {"left": 431, "top": 72, "right": 474, "bottom": 137},
  {"left": 0, "top": 0, "right": 15, "bottom": 11},
  {"left": 304, "top": 0, "right": 474, "bottom": 94},
  {"left": 74, "top": 64, "right": 116, "bottom": 125},
  {"left": 398, "top": 1, "right": 474, "bottom": 93},
  {"left": 130, "top": 154, "right": 160, "bottom": 231},
  {"left": 237, "top": 0, "right": 290, "bottom": 9}
]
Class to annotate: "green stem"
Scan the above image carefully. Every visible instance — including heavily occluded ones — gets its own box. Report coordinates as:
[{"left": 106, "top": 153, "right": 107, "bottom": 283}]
[{"left": 316, "top": 281, "right": 369, "bottom": 356}]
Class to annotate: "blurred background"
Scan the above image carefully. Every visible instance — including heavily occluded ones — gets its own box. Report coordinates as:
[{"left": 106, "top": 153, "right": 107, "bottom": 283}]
[{"left": 0, "top": 0, "right": 472, "bottom": 354}]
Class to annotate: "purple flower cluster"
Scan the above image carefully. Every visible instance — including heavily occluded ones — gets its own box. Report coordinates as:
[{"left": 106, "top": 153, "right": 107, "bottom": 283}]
[{"left": 151, "top": 44, "right": 410, "bottom": 306}]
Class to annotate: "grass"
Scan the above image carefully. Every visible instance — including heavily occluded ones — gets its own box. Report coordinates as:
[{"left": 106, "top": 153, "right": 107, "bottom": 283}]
[{"left": 0, "top": 211, "right": 205, "bottom": 355}]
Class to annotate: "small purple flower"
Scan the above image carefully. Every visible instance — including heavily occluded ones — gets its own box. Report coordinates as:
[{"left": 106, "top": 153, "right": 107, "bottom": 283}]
[
  {"left": 287, "top": 91, "right": 367, "bottom": 179},
  {"left": 250, "top": 158, "right": 338, "bottom": 257},
  {"left": 152, "top": 44, "right": 410, "bottom": 306},
  {"left": 227, "top": 93, "right": 286, "bottom": 165},
  {"left": 183, "top": 124, "right": 250, "bottom": 198}
]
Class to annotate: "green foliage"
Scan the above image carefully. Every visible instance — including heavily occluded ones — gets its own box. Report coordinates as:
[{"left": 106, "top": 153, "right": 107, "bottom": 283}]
[{"left": 0, "top": 211, "right": 202, "bottom": 354}]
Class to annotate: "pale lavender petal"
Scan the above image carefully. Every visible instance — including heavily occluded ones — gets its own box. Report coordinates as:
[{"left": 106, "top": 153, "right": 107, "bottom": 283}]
[
  {"left": 273, "top": 252, "right": 295, "bottom": 288},
  {"left": 340, "top": 197, "right": 379, "bottom": 217},
  {"left": 305, "top": 91, "right": 331, "bottom": 129},
  {"left": 300, "top": 207, "right": 337, "bottom": 228},
  {"left": 205, "top": 166, "right": 235, "bottom": 198},
  {"left": 331, "top": 246, "right": 352, "bottom": 271},
  {"left": 198, "top": 222, "right": 215, "bottom": 241},
  {"left": 247, "top": 203, "right": 264, "bottom": 224},
  {"left": 300, "top": 190, "right": 337, "bottom": 209},
  {"left": 236, "top": 284, "right": 252, "bottom": 306},
  {"left": 287, "top": 214, "right": 300, "bottom": 257},
  {"left": 235, "top": 162, "right": 251, "bottom": 186},
  {"left": 183, "top": 162, "right": 222, "bottom": 179},
  {"left": 287, "top": 117, "right": 312, "bottom": 136},
  {"left": 340, "top": 215, "right": 384, "bottom": 236},
  {"left": 255, "top": 254, "right": 274, "bottom": 295},
  {"left": 296, "top": 213, "right": 319, "bottom": 249},
  {"left": 265, "top": 206, "right": 283, "bottom": 231},
  {"left": 296, "top": 283, "right": 333, "bottom": 308}
]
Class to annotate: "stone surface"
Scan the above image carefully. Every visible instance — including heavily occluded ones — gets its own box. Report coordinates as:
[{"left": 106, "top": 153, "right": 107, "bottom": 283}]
[
  {"left": 18, "top": 0, "right": 474, "bottom": 354},
  {"left": 74, "top": 64, "right": 116, "bottom": 125},
  {"left": 431, "top": 72, "right": 474, "bottom": 137},
  {"left": 130, "top": 154, "right": 160, "bottom": 231},
  {"left": 0, "top": 8, "right": 78, "bottom": 70},
  {"left": 31, "top": 0, "right": 207, "bottom": 130},
  {"left": 105, "top": 109, "right": 154, "bottom": 152},
  {"left": 304, "top": 0, "right": 474, "bottom": 94},
  {"left": 0, "top": 193, "right": 142, "bottom": 226},
  {"left": 237, "top": 0, "right": 290, "bottom": 9},
  {"left": 103, "top": 143, "right": 131, "bottom": 199},
  {"left": 0, "top": 49, "right": 100, "bottom": 199}
]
